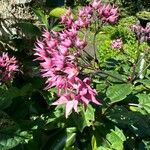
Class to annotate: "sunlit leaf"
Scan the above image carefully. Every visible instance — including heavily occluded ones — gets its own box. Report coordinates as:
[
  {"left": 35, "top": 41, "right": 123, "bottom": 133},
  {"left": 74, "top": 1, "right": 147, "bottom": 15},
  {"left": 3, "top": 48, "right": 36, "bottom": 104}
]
[
  {"left": 49, "top": 7, "right": 67, "bottom": 18},
  {"left": 91, "top": 135, "right": 97, "bottom": 150},
  {"left": 106, "top": 84, "right": 133, "bottom": 103},
  {"left": 106, "top": 127, "right": 126, "bottom": 150},
  {"left": 137, "top": 94, "right": 150, "bottom": 114},
  {"left": 0, "top": 128, "right": 33, "bottom": 150}
]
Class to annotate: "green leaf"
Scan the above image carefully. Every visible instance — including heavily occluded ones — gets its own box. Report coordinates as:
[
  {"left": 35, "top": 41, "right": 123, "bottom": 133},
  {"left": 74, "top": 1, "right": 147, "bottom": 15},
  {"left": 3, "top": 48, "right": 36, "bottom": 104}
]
[
  {"left": 136, "top": 53, "right": 147, "bottom": 79},
  {"left": 65, "top": 127, "right": 76, "bottom": 148},
  {"left": 106, "top": 84, "right": 133, "bottom": 103},
  {"left": 33, "top": 9, "right": 49, "bottom": 28},
  {"left": 106, "top": 127, "right": 126, "bottom": 150},
  {"left": 84, "top": 105, "right": 95, "bottom": 126},
  {"left": 137, "top": 94, "right": 150, "bottom": 114},
  {"left": 106, "top": 106, "right": 150, "bottom": 137},
  {"left": 42, "top": 127, "right": 76, "bottom": 150},
  {"left": 91, "top": 135, "right": 97, "bottom": 150},
  {"left": 139, "top": 140, "right": 150, "bottom": 150},
  {"left": 97, "top": 147, "right": 111, "bottom": 150},
  {"left": 73, "top": 105, "right": 95, "bottom": 131},
  {"left": 136, "top": 79, "right": 150, "bottom": 89},
  {"left": 15, "top": 22, "right": 41, "bottom": 37},
  {"left": 0, "top": 111, "right": 15, "bottom": 129},
  {"left": 0, "top": 128, "right": 33, "bottom": 150},
  {"left": 49, "top": 7, "right": 67, "bottom": 18},
  {"left": 0, "top": 84, "right": 32, "bottom": 110},
  {"left": 0, "top": 88, "right": 12, "bottom": 110},
  {"left": 20, "top": 84, "right": 33, "bottom": 97}
]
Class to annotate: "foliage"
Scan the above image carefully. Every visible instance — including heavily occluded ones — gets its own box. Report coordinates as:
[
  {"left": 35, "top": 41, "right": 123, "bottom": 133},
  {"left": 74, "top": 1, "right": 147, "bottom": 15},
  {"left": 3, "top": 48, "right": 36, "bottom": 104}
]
[{"left": 0, "top": 0, "right": 150, "bottom": 150}]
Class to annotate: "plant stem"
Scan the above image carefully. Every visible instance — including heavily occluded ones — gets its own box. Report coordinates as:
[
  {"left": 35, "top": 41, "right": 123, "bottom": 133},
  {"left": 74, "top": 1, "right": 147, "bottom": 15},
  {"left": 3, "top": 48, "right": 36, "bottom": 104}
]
[
  {"left": 137, "top": 62, "right": 150, "bottom": 78},
  {"left": 93, "top": 31, "right": 98, "bottom": 63},
  {"left": 128, "top": 103, "right": 140, "bottom": 107},
  {"left": 93, "top": 70, "right": 127, "bottom": 83}
]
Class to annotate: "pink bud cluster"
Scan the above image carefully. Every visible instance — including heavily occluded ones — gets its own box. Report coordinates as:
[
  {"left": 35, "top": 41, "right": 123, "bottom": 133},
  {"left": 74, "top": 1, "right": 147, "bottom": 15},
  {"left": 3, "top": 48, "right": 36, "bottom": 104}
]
[
  {"left": 0, "top": 53, "right": 18, "bottom": 82},
  {"left": 111, "top": 38, "right": 123, "bottom": 50},
  {"left": 132, "top": 24, "right": 150, "bottom": 43},
  {"left": 34, "top": 0, "right": 119, "bottom": 117}
]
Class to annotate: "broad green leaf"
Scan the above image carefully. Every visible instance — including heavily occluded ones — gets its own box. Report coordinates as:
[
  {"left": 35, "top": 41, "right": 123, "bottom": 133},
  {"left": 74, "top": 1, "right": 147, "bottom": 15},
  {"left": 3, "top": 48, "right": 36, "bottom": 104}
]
[
  {"left": 5, "top": 84, "right": 32, "bottom": 99},
  {"left": 106, "top": 84, "right": 133, "bottom": 103},
  {"left": 0, "top": 88, "right": 12, "bottom": 110},
  {"left": 97, "top": 147, "right": 111, "bottom": 150},
  {"left": 84, "top": 105, "right": 95, "bottom": 126},
  {"left": 106, "top": 106, "right": 150, "bottom": 137},
  {"left": 0, "top": 133, "right": 21, "bottom": 150},
  {"left": 73, "top": 105, "right": 95, "bottom": 131},
  {"left": 137, "top": 94, "right": 150, "bottom": 114},
  {"left": 65, "top": 127, "right": 76, "bottom": 148},
  {"left": 15, "top": 22, "right": 41, "bottom": 37},
  {"left": 106, "top": 127, "right": 126, "bottom": 150},
  {"left": 20, "top": 84, "right": 33, "bottom": 97},
  {"left": 0, "top": 84, "right": 32, "bottom": 110},
  {"left": 43, "top": 127, "right": 76, "bottom": 150},
  {"left": 136, "top": 79, "right": 150, "bottom": 89},
  {"left": 0, "top": 128, "right": 33, "bottom": 150},
  {"left": 0, "top": 111, "right": 15, "bottom": 129},
  {"left": 49, "top": 7, "right": 67, "bottom": 18}
]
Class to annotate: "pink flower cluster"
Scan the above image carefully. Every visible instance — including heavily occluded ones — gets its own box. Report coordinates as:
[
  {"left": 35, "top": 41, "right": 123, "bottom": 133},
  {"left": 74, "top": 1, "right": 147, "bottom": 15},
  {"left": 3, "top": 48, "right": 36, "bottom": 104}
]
[
  {"left": 61, "top": 0, "right": 118, "bottom": 29},
  {"left": 132, "top": 24, "right": 150, "bottom": 43},
  {"left": 0, "top": 53, "right": 18, "bottom": 82},
  {"left": 35, "top": 28, "right": 100, "bottom": 117},
  {"left": 111, "top": 38, "right": 123, "bottom": 50},
  {"left": 92, "top": 1, "right": 119, "bottom": 23},
  {"left": 34, "top": 0, "right": 118, "bottom": 117}
]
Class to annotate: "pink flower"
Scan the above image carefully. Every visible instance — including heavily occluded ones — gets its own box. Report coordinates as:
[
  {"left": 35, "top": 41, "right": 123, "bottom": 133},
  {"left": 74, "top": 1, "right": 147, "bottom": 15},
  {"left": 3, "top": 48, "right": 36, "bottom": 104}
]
[
  {"left": 63, "top": 27, "right": 77, "bottom": 38},
  {"left": 61, "top": 8, "right": 74, "bottom": 28},
  {"left": 78, "top": 6, "right": 93, "bottom": 17},
  {"left": 52, "top": 93, "right": 78, "bottom": 118},
  {"left": 0, "top": 53, "right": 18, "bottom": 82},
  {"left": 131, "top": 24, "right": 150, "bottom": 42},
  {"left": 52, "top": 77, "right": 101, "bottom": 118},
  {"left": 92, "top": 0, "right": 102, "bottom": 9},
  {"left": 75, "top": 38, "right": 87, "bottom": 49},
  {"left": 111, "top": 38, "right": 123, "bottom": 49},
  {"left": 98, "top": 4, "right": 118, "bottom": 23},
  {"left": 76, "top": 77, "right": 100, "bottom": 105},
  {"left": 61, "top": 38, "right": 72, "bottom": 48}
]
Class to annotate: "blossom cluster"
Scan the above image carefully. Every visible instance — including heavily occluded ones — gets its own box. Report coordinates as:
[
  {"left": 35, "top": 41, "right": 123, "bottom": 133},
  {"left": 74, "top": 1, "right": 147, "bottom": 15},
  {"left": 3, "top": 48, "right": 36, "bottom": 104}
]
[
  {"left": 61, "top": 0, "right": 118, "bottom": 29},
  {"left": 132, "top": 24, "right": 150, "bottom": 43},
  {"left": 34, "top": 0, "right": 118, "bottom": 117},
  {"left": 111, "top": 38, "right": 123, "bottom": 50},
  {"left": 0, "top": 52, "right": 18, "bottom": 82}
]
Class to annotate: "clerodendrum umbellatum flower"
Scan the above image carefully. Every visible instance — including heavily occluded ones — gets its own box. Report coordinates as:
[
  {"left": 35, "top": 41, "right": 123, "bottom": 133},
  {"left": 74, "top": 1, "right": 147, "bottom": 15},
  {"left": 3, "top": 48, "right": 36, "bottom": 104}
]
[
  {"left": 111, "top": 38, "right": 123, "bottom": 50},
  {"left": 34, "top": 0, "right": 119, "bottom": 118},
  {"left": 96, "top": 3, "right": 118, "bottom": 23},
  {"left": 0, "top": 52, "right": 18, "bottom": 82}
]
